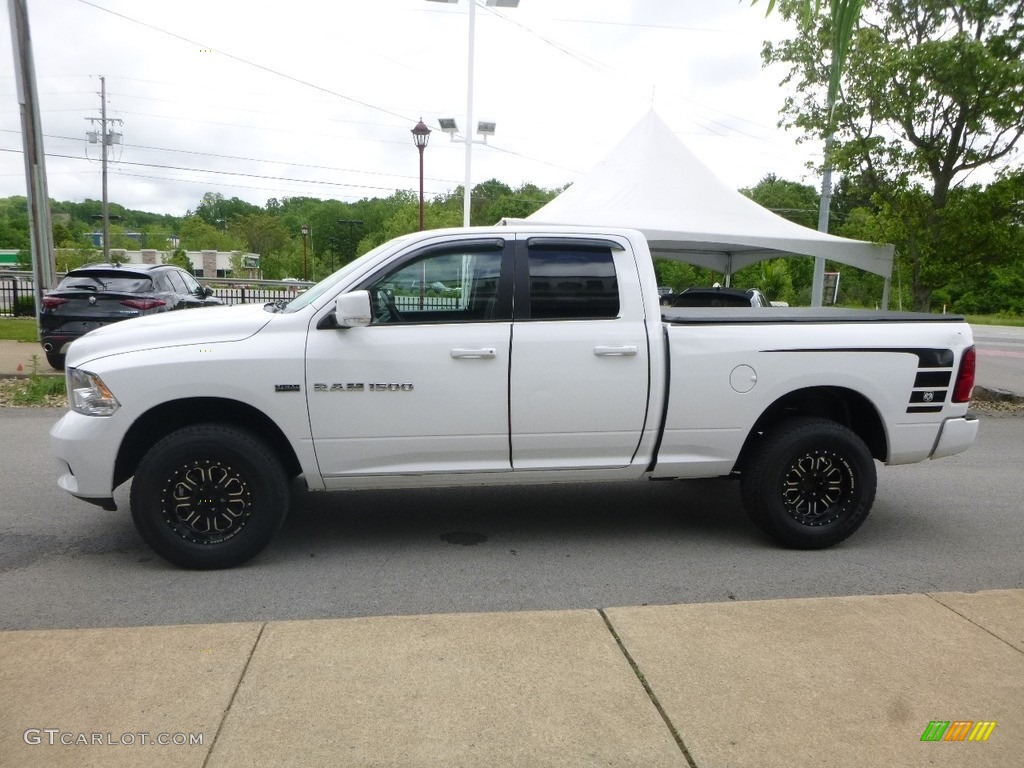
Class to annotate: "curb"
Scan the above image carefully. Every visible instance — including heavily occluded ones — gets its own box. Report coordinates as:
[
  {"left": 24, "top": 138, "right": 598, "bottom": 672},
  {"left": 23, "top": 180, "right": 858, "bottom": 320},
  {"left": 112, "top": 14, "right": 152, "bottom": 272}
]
[{"left": 973, "top": 385, "right": 1024, "bottom": 404}]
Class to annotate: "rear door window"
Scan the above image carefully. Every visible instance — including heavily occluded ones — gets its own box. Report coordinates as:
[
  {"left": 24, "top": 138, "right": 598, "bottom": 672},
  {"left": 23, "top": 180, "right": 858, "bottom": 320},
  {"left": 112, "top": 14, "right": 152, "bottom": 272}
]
[{"left": 524, "top": 246, "right": 619, "bottom": 320}]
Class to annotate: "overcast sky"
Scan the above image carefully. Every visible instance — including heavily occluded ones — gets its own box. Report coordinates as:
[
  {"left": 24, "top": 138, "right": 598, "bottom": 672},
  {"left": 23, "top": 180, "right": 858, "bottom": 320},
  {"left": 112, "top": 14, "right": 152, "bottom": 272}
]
[{"left": 1, "top": 0, "right": 814, "bottom": 217}]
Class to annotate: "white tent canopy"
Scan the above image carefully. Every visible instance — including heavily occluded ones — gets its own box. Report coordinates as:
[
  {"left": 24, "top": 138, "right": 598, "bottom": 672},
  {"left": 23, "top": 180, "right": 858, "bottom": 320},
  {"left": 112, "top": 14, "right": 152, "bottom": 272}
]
[{"left": 501, "top": 111, "right": 893, "bottom": 305}]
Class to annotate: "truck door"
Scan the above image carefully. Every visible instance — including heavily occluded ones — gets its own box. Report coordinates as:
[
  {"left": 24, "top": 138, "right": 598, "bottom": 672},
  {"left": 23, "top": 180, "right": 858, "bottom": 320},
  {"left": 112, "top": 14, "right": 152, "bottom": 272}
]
[
  {"left": 306, "top": 238, "right": 514, "bottom": 480},
  {"left": 509, "top": 237, "right": 651, "bottom": 470}
]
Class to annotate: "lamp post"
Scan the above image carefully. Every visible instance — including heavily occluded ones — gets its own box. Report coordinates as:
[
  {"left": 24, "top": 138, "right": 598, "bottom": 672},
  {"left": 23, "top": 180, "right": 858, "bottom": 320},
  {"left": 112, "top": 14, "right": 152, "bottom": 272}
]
[
  {"left": 336, "top": 219, "right": 363, "bottom": 271},
  {"left": 300, "top": 224, "right": 308, "bottom": 281},
  {"left": 411, "top": 119, "right": 432, "bottom": 231},
  {"left": 428, "top": 0, "right": 519, "bottom": 226}
]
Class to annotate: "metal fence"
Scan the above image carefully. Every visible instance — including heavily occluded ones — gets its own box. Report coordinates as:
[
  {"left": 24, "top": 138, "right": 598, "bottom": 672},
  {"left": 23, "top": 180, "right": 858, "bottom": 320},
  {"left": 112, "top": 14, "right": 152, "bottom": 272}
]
[
  {"left": 0, "top": 272, "right": 313, "bottom": 318},
  {"left": 1, "top": 272, "right": 472, "bottom": 318}
]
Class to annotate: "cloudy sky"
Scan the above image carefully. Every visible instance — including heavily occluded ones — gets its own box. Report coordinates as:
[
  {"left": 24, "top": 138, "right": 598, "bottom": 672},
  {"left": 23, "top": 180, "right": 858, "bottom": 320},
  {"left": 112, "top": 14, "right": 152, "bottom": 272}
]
[{"left": 1, "top": 0, "right": 814, "bottom": 217}]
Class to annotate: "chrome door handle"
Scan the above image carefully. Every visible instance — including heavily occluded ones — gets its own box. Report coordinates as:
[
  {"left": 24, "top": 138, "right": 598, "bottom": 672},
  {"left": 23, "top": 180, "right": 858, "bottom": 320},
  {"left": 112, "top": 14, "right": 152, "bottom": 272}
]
[
  {"left": 451, "top": 348, "right": 497, "bottom": 359},
  {"left": 594, "top": 345, "right": 638, "bottom": 357}
]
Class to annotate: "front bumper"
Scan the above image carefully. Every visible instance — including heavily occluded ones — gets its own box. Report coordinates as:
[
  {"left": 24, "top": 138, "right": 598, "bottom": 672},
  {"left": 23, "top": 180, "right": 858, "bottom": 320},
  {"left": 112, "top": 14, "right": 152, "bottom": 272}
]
[
  {"left": 930, "top": 413, "right": 980, "bottom": 460},
  {"left": 50, "top": 410, "right": 124, "bottom": 503}
]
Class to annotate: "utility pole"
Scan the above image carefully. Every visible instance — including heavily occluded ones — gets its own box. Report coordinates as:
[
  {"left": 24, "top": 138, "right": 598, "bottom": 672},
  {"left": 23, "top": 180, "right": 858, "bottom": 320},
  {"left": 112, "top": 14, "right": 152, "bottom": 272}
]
[
  {"left": 811, "top": 137, "right": 834, "bottom": 308},
  {"left": 8, "top": 0, "right": 56, "bottom": 322},
  {"left": 86, "top": 76, "right": 122, "bottom": 261}
]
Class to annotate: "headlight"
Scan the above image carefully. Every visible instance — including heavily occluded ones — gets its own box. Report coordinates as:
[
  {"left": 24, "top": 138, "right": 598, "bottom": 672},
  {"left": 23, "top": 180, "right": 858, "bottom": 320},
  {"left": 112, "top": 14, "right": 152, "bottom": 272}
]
[{"left": 67, "top": 368, "right": 121, "bottom": 417}]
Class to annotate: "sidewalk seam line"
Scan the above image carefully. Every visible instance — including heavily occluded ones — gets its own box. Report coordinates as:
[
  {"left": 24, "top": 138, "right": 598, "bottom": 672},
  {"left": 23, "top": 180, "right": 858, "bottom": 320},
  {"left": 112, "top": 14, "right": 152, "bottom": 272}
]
[
  {"left": 598, "top": 609, "right": 698, "bottom": 768},
  {"left": 201, "top": 621, "right": 267, "bottom": 768},
  {"left": 923, "top": 593, "right": 1024, "bottom": 656}
]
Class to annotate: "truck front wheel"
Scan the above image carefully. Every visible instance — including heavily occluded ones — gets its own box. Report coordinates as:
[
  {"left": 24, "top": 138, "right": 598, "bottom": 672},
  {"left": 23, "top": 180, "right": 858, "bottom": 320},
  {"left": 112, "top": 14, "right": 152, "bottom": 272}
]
[
  {"left": 741, "top": 417, "right": 876, "bottom": 549},
  {"left": 130, "top": 424, "right": 289, "bottom": 569}
]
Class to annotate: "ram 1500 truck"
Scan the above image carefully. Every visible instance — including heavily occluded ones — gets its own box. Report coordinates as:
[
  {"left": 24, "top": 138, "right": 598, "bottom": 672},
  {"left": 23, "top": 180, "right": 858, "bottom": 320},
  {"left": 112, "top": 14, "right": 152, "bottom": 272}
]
[{"left": 50, "top": 226, "right": 979, "bottom": 569}]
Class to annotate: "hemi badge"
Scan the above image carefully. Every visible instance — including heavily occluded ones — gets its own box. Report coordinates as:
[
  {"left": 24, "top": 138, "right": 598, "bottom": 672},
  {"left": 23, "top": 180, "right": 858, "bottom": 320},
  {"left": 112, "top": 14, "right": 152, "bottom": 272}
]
[{"left": 275, "top": 384, "right": 301, "bottom": 393}]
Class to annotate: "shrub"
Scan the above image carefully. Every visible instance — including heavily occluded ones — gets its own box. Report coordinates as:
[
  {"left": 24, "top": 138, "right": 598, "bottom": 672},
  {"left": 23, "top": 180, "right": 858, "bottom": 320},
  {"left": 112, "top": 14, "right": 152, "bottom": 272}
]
[{"left": 15, "top": 295, "right": 35, "bottom": 317}]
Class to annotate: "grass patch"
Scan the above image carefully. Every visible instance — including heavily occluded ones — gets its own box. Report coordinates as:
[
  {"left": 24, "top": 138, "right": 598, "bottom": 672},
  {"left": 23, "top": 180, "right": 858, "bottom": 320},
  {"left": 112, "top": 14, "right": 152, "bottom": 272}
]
[
  {"left": 0, "top": 317, "right": 40, "bottom": 342},
  {"left": 4, "top": 373, "right": 66, "bottom": 406},
  {"left": 0, "top": 352, "right": 66, "bottom": 407},
  {"left": 965, "top": 314, "right": 1024, "bottom": 327}
]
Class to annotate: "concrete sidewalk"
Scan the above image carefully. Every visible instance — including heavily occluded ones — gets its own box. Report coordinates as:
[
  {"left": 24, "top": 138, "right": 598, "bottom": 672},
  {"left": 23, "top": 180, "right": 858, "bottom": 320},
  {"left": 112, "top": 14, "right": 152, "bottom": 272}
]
[
  {"left": 0, "top": 338, "right": 57, "bottom": 376},
  {"left": 2, "top": 589, "right": 1021, "bottom": 767}
]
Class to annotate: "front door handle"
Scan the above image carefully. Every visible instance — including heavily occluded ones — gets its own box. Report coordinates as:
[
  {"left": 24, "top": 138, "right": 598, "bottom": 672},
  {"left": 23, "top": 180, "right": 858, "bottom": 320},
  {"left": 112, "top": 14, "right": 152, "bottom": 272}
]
[
  {"left": 451, "top": 348, "right": 497, "bottom": 359},
  {"left": 594, "top": 345, "right": 638, "bottom": 357}
]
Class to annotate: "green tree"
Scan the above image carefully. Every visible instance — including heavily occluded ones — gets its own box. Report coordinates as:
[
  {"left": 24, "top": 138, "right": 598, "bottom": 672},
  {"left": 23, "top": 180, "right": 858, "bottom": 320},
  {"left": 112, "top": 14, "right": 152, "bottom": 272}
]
[
  {"left": 765, "top": 0, "right": 1024, "bottom": 310},
  {"left": 654, "top": 260, "right": 706, "bottom": 291},
  {"left": 754, "top": 0, "right": 866, "bottom": 135},
  {"left": 228, "top": 213, "right": 289, "bottom": 258},
  {"left": 740, "top": 175, "right": 819, "bottom": 299},
  {"left": 162, "top": 248, "right": 194, "bottom": 271},
  {"left": 741, "top": 175, "right": 819, "bottom": 228},
  {"left": 192, "top": 192, "right": 260, "bottom": 228},
  {"left": 178, "top": 215, "right": 244, "bottom": 252}
]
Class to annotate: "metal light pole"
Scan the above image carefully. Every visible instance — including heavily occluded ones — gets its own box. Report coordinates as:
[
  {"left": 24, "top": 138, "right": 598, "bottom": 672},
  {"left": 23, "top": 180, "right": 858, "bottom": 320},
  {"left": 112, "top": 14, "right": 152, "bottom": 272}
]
[
  {"left": 411, "top": 119, "right": 432, "bottom": 230},
  {"left": 300, "top": 224, "right": 308, "bottom": 281},
  {"left": 336, "top": 219, "right": 363, "bottom": 271},
  {"left": 428, "top": 0, "right": 519, "bottom": 226}
]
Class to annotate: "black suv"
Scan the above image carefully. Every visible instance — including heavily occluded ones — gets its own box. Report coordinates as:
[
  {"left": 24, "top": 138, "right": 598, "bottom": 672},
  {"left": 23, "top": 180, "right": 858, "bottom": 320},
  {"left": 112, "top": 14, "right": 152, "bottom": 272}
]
[
  {"left": 40, "top": 263, "right": 222, "bottom": 369},
  {"left": 670, "top": 286, "right": 770, "bottom": 308}
]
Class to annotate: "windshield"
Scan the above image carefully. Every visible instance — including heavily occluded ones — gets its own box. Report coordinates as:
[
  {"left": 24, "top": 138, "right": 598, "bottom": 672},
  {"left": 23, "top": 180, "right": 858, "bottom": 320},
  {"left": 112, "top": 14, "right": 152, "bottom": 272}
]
[{"left": 279, "top": 237, "right": 412, "bottom": 314}]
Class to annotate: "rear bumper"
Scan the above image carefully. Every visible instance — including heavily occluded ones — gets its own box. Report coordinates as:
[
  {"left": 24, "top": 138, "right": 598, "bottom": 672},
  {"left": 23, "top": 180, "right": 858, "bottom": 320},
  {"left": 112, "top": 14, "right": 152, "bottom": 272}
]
[
  {"left": 40, "top": 335, "right": 78, "bottom": 354},
  {"left": 930, "top": 413, "right": 980, "bottom": 460}
]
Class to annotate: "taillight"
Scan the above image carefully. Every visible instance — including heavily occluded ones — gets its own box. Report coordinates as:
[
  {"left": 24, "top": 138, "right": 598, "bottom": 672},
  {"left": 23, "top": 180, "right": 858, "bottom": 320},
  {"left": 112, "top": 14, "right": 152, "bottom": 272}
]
[
  {"left": 952, "top": 345, "right": 976, "bottom": 403},
  {"left": 119, "top": 298, "right": 166, "bottom": 311},
  {"left": 42, "top": 296, "right": 68, "bottom": 309}
]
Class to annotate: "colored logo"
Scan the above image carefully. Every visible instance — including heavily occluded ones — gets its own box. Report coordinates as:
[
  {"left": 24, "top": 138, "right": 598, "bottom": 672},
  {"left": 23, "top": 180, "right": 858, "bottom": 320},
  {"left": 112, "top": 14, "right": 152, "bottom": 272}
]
[{"left": 920, "top": 720, "right": 997, "bottom": 742}]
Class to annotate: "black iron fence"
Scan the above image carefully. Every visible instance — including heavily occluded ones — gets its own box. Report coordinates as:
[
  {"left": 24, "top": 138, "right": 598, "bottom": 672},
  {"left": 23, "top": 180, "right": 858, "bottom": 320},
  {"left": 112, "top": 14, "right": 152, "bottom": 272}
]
[{"left": 0, "top": 272, "right": 313, "bottom": 318}]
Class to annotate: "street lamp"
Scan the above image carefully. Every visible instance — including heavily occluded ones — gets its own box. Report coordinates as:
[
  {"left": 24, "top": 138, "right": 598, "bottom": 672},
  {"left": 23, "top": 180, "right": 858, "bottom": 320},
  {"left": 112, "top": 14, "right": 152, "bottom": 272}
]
[
  {"left": 427, "top": 0, "right": 520, "bottom": 226},
  {"left": 411, "top": 119, "right": 431, "bottom": 231},
  {"left": 336, "top": 219, "right": 363, "bottom": 272},
  {"left": 300, "top": 224, "right": 309, "bottom": 281}
]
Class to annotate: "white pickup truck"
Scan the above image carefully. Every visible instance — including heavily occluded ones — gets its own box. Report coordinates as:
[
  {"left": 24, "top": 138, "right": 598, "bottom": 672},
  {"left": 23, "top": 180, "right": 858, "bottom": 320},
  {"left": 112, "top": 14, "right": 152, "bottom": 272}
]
[{"left": 50, "top": 226, "right": 979, "bottom": 569}]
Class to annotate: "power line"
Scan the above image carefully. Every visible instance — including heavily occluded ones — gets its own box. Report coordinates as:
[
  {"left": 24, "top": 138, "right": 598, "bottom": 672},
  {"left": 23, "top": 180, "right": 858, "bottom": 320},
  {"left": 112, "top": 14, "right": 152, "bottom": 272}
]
[
  {"left": 70, "top": 1, "right": 589, "bottom": 177},
  {"left": 75, "top": 0, "right": 417, "bottom": 126},
  {"left": 0, "top": 128, "right": 466, "bottom": 186}
]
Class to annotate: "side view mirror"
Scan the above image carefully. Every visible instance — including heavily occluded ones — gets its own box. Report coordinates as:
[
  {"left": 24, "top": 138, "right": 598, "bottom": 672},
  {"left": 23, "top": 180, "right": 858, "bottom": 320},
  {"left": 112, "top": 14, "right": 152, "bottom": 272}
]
[
  {"left": 335, "top": 290, "right": 372, "bottom": 328},
  {"left": 203, "top": 286, "right": 215, "bottom": 297}
]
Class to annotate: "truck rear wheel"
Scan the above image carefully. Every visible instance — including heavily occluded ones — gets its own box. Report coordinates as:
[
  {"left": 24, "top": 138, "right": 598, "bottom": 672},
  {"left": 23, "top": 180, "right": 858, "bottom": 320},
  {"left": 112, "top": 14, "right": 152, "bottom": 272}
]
[
  {"left": 741, "top": 417, "right": 876, "bottom": 549},
  {"left": 130, "top": 424, "right": 289, "bottom": 569}
]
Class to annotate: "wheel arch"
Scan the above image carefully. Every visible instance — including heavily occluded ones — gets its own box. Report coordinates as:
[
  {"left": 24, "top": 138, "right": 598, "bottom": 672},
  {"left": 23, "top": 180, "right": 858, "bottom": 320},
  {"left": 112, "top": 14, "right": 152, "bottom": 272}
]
[
  {"left": 114, "top": 397, "right": 302, "bottom": 489},
  {"left": 735, "top": 386, "right": 887, "bottom": 472}
]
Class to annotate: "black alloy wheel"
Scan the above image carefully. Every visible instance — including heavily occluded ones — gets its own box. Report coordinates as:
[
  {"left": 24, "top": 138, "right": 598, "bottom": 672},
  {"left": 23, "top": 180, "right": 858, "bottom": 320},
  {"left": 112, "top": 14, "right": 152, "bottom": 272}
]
[
  {"left": 131, "top": 424, "right": 289, "bottom": 569},
  {"left": 741, "top": 417, "right": 876, "bottom": 549}
]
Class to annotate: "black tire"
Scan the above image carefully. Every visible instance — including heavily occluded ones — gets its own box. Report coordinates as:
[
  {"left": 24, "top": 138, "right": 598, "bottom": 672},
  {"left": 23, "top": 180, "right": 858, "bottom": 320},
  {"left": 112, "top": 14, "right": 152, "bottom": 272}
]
[
  {"left": 741, "top": 417, "right": 876, "bottom": 549},
  {"left": 130, "top": 424, "right": 289, "bottom": 569},
  {"left": 45, "top": 351, "right": 65, "bottom": 371}
]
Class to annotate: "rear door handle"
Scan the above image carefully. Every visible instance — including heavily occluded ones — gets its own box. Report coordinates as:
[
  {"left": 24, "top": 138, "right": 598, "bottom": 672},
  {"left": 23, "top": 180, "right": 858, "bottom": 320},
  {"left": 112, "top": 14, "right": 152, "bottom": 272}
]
[
  {"left": 594, "top": 345, "right": 638, "bottom": 357},
  {"left": 451, "top": 348, "right": 497, "bottom": 359}
]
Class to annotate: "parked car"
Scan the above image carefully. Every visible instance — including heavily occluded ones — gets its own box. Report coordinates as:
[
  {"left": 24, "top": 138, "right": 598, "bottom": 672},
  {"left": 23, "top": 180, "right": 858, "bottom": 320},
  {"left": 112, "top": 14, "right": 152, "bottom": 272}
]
[
  {"left": 39, "top": 263, "right": 222, "bottom": 370},
  {"left": 670, "top": 286, "right": 770, "bottom": 308}
]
